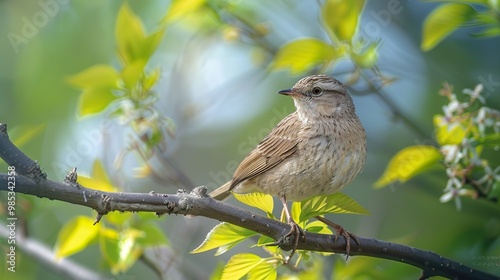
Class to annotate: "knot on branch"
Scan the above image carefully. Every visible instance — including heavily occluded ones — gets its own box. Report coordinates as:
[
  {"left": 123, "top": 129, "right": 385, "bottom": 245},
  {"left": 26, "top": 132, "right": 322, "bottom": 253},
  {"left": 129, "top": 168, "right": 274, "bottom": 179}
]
[
  {"left": 28, "top": 161, "right": 47, "bottom": 183},
  {"left": 95, "top": 194, "right": 111, "bottom": 214},
  {"left": 179, "top": 197, "right": 191, "bottom": 212},
  {"left": 190, "top": 186, "right": 208, "bottom": 197}
]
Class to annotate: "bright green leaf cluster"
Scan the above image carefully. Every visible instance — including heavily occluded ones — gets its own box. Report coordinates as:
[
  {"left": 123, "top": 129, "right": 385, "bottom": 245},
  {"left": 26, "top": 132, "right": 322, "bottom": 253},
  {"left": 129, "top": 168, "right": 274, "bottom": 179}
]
[
  {"left": 69, "top": 4, "right": 165, "bottom": 117},
  {"left": 271, "top": 0, "right": 382, "bottom": 76},
  {"left": 55, "top": 213, "right": 168, "bottom": 274},
  {"left": 421, "top": 1, "right": 500, "bottom": 51},
  {"left": 193, "top": 192, "right": 368, "bottom": 279},
  {"left": 69, "top": 3, "right": 176, "bottom": 177},
  {"left": 61, "top": 4, "right": 180, "bottom": 274}
]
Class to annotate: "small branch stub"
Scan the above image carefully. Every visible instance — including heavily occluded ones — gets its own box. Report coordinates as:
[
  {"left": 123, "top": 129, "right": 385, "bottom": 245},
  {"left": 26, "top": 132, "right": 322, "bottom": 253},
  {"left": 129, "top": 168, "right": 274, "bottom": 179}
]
[{"left": 65, "top": 168, "right": 78, "bottom": 183}]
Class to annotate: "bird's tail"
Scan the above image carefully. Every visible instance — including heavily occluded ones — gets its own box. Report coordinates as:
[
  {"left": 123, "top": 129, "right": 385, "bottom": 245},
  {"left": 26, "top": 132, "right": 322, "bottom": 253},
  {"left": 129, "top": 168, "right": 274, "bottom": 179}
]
[{"left": 209, "top": 181, "right": 232, "bottom": 200}]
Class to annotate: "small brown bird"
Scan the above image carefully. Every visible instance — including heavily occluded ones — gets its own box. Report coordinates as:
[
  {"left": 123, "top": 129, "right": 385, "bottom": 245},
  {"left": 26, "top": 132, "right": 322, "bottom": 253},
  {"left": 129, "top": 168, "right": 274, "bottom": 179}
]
[{"left": 210, "top": 75, "right": 366, "bottom": 258}]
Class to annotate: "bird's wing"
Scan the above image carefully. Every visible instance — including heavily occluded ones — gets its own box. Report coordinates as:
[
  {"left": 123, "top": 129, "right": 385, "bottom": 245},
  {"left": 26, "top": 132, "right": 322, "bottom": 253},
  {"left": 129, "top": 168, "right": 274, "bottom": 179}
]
[{"left": 229, "top": 112, "right": 301, "bottom": 189}]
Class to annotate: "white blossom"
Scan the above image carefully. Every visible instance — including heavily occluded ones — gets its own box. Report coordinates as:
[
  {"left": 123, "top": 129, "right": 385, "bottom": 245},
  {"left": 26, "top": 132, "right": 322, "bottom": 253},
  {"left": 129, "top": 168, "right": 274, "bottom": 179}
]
[
  {"left": 463, "top": 84, "right": 485, "bottom": 104},
  {"left": 440, "top": 145, "right": 462, "bottom": 164},
  {"left": 477, "top": 165, "right": 500, "bottom": 189}
]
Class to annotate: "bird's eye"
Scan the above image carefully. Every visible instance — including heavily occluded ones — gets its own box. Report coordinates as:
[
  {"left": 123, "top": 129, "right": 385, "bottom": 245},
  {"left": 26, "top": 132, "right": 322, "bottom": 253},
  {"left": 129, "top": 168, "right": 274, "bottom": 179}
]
[{"left": 311, "top": 87, "right": 323, "bottom": 96}]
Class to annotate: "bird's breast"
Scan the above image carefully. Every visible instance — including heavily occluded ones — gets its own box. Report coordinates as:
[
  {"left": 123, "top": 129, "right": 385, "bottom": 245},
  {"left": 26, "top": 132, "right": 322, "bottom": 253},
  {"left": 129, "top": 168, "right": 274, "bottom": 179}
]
[
  {"left": 251, "top": 117, "right": 366, "bottom": 202},
  {"left": 282, "top": 118, "right": 365, "bottom": 201}
]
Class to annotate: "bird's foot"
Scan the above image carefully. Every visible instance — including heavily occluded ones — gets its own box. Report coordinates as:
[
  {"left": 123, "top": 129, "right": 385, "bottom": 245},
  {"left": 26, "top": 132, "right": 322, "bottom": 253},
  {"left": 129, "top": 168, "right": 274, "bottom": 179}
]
[
  {"left": 274, "top": 195, "right": 306, "bottom": 263},
  {"left": 316, "top": 216, "right": 358, "bottom": 259},
  {"left": 332, "top": 223, "right": 358, "bottom": 259},
  {"left": 284, "top": 220, "right": 306, "bottom": 263},
  {"left": 269, "top": 220, "right": 306, "bottom": 264}
]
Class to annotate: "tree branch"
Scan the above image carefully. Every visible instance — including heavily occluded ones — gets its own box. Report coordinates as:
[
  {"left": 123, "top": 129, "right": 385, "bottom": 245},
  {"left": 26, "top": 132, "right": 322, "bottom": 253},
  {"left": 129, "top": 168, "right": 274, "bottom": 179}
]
[{"left": 0, "top": 123, "right": 498, "bottom": 280}]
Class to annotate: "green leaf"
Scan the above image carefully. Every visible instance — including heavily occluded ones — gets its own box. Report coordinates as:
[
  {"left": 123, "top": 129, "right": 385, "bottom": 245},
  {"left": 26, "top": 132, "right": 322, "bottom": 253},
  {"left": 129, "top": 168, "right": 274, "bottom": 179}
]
[
  {"left": 271, "top": 38, "right": 341, "bottom": 74},
  {"left": 256, "top": 235, "right": 280, "bottom": 255},
  {"left": 191, "top": 223, "right": 257, "bottom": 255},
  {"left": 233, "top": 192, "right": 274, "bottom": 218},
  {"left": 304, "top": 220, "right": 333, "bottom": 235},
  {"left": 100, "top": 228, "right": 143, "bottom": 274},
  {"left": 322, "top": 0, "right": 365, "bottom": 42},
  {"left": 375, "top": 145, "right": 442, "bottom": 188},
  {"left": 474, "top": 12, "right": 500, "bottom": 25},
  {"left": 472, "top": 26, "right": 500, "bottom": 38},
  {"left": 220, "top": 253, "right": 267, "bottom": 280},
  {"left": 116, "top": 3, "right": 147, "bottom": 65},
  {"left": 68, "top": 65, "right": 119, "bottom": 89},
  {"left": 116, "top": 228, "right": 144, "bottom": 273},
  {"left": 351, "top": 41, "right": 379, "bottom": 68},
  {"left": 479, "top": 132, "right": 500, "bottom": 147},
  {"left": 99, "top": 228, "right": 121, "bottom": 268},
  {"left": 296, "top": 193, "right": 370, "bottom": 223},
  {"left": 78, "top": 88, "right": 118, "bottom": 116},
  {"left": 248, "top": 260, "right": 278, "bottom": 280},
  {"left": 433, "top": 115, "right": 468, "bottom": 145},
  {"left": 147, "top": 125, "right": 163, "bottom": 148},
  {"left": 78, "top": 159, "right": 117, "bottom": 192},
  {"left": 209, "top": 263, "right": 225, "bottom": 280},
  {"left": 115, "top": 3, "right": 164, "bottom": 67},
  {"left": 142, "top": 27, "right": 166, "bottom": 61},
  {"left": 68, "top": 65, "right": 120, "bottom": 116},
  {"left": 55, "top": 216, "right": 99, "bottom": 258},
  {"left": 489, "top": 180, "right": 500, "bottom": 200},
  {"left": 105, "top": 211, "right": 133, "bottom": 226},
  {"left": 144, "top": 67, "right": 161, "bottom": 91},
  {"left": 291, "top": 200, "right": 302, "bottom": 225},
  {"left": 164, "top": 0, "right": 207, "bottom": 23},
  {"left": 121, "top": 60, "right": 146, "bottom": 91},
  {"left": 421, "top": 3, "right": 476, "bottom": 51}
]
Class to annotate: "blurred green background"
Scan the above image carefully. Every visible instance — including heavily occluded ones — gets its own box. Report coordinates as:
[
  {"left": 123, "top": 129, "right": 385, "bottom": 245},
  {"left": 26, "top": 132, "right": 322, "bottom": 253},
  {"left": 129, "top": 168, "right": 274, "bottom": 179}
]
[{"left": 1, "top": 0, "right": 499, "bottom": 279}]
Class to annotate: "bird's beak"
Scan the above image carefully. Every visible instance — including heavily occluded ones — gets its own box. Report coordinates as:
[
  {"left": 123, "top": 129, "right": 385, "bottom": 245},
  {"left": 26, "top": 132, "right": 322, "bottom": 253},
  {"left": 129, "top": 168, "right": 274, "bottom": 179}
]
[{"left": 278, "top": 88, "right": 299, "bottom": 97}]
